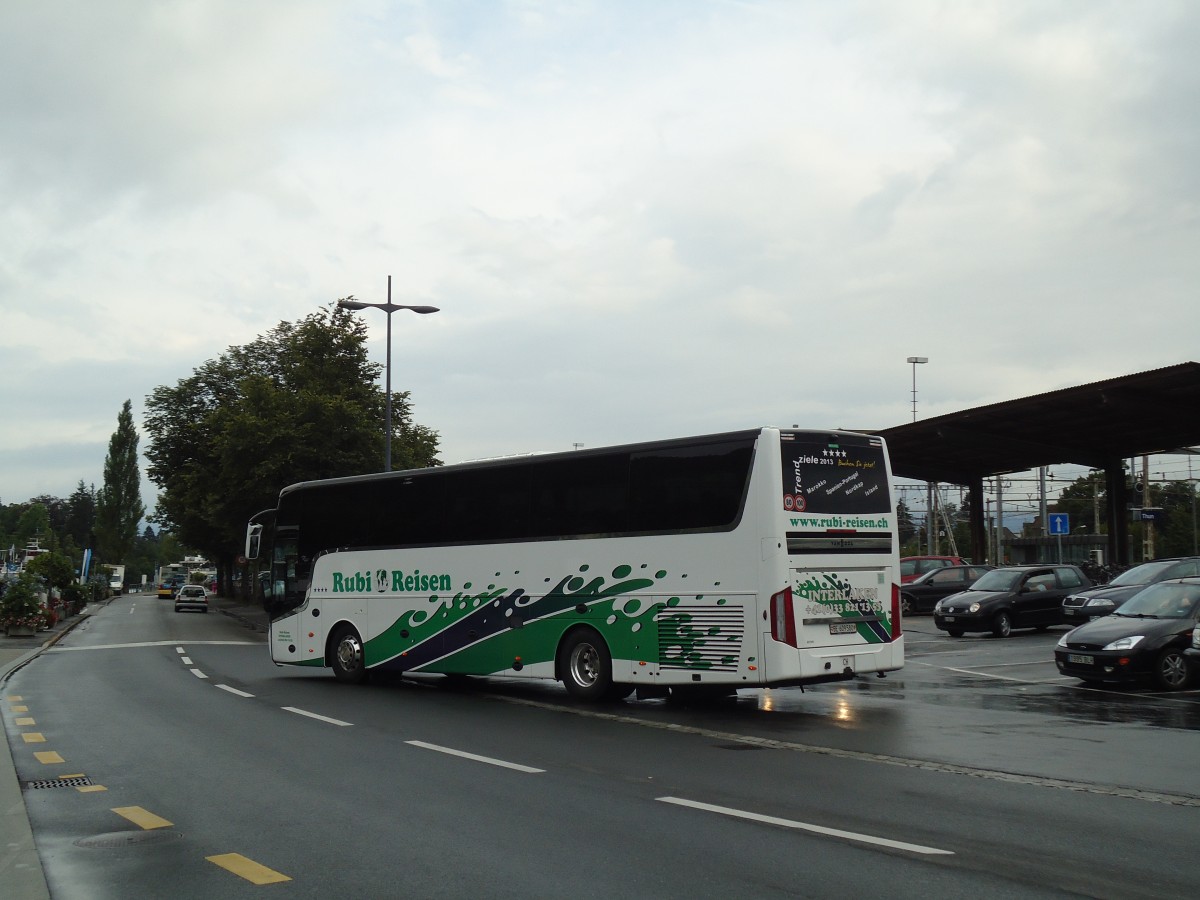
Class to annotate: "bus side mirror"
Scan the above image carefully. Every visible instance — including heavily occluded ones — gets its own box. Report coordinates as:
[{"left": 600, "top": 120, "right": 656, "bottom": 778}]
[{"left": 246, "top": 524, "right": 262, "bottom": 561}]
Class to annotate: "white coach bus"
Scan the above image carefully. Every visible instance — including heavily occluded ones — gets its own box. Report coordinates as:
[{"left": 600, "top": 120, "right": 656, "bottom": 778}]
[{"left": 245, "top": 427, "right": 903, "bottom": 702}]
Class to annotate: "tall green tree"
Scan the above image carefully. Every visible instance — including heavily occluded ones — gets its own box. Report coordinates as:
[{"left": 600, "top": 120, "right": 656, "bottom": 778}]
[
  {"left": 94, "top": 400, "right": 146, "bottom": 564},
  {"left": 64, "top": 481, "right": 97, "bottom": 548},
  {"left": 1153, "top": 479, "right": 1198, "bottom": 557},
  {"left": 26, "top": 495, "right": 67, "bottom": 538},
  {"left": 896, "top": 498, "right": 916, "bottom": 548},
  {"left": 1053, "top": 471, "right": 1108, "bottom": 535},
  {"left": 144, "top": 303, "right": 440, "bottom": 598},
  {"left": 14, "top": 503, "right": 51, "bottom": 549}
]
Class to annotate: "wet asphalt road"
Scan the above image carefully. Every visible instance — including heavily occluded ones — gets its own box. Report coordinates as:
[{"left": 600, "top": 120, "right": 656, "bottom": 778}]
[
  {"left": 4, "top": 598, "right": 1199, "bottom": 898},
  {"left": 476, "top": 613, "right": 1200, "bottom": 798}
]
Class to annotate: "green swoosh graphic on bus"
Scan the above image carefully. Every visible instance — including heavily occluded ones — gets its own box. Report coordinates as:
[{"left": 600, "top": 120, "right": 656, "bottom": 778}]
[{"left": 365, "top": 563, "right": 666, "bottom": 671}]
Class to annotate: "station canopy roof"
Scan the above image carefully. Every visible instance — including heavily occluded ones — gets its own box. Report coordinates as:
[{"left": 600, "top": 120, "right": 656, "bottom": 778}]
[{"left": 874, "top": 362, "right": 1200, "bottom": 485}]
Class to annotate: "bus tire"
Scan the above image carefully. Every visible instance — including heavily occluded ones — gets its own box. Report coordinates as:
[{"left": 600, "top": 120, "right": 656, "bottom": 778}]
[
  {"left": 330, "top": 625, "right": 368, "bottom": 684},
  {"left": 559, "top": 628, "right": 613, "bottom": 702}
]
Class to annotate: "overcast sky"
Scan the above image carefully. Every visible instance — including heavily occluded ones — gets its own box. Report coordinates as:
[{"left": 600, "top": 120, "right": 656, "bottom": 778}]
[{"left": 2, "top": 0, "right": 1198, "bottom": 516}]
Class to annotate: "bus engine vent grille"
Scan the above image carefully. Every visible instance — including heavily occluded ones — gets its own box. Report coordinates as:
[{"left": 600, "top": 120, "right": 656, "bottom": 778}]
[{"left": 657, "top": 606, "right": 744, "bottom": 671}]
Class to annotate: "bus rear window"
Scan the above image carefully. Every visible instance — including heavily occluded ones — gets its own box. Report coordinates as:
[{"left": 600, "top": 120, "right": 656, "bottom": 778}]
[{"left": 780, "top": 433, "right": 890, "bottom": 515}]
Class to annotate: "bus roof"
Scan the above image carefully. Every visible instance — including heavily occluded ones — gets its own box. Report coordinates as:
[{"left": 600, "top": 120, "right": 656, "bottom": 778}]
[{"left": 276, "top": 427, "right": 879, "bottom": 500}]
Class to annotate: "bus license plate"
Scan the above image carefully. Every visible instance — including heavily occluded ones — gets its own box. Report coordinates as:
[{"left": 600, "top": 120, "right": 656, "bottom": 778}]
[
  {"left": 1067, "top": 654, "right": 1094, "bottom": 665},
  {"left": 829, "top": 622, "right": 857, "bottom": 635}
]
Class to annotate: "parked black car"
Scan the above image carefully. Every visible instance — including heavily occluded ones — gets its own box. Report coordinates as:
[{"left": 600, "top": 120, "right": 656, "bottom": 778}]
[
  {"left": 1062, "top": 557, "right": 1200, "bottom": 622},
  {"left": 1185, "top": 622, "right": 1200, "bottom": 667},
  {"left": 900, "top": 565, "right": 993, "bottom": 615},
  {"left": 933, "top": 565, "right": 1091, "bottom": 638},
  {"left": 1055, "top": 577, "right": 1200, "bottom": 690}
]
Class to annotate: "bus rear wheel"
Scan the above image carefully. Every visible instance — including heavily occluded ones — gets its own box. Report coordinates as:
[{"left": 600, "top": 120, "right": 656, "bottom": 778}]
[
  {"left": 330, "top": 625, "right": 368, "bottom": 684},
  {"left": 560, "top": 628, "right": 614, "bottom": 702}
]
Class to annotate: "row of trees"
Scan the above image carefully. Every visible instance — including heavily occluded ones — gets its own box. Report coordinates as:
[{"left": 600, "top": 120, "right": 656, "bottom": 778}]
[
  {"left": 5, "top": 303, "right": 441, "bottom": 605},
  {"left": 2, "top": 400, "right": 150, "bottom": 602},
  {"left": 897, "top": 470, "right": 1200, "bottom": 561},
  {"left": 1055, "top": 471, "right": 1198, "bottom": 558},
  {"left": 143, "top": 303, "right": 441, "bottom": 598}
]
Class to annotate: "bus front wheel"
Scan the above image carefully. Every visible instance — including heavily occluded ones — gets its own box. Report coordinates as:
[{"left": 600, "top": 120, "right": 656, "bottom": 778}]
[
  {"left": 559, "top": 628, "right": 614, "bottom": 702},
  {"left": 330, "top": 625, "right": 368, "bottom": 685}
]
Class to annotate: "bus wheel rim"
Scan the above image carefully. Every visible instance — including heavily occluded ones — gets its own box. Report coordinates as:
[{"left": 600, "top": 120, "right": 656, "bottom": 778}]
[
  {"left": 338, "top": 634, "right": 363, "bottom": 671},
  {"left": 570, "top": 642, "right": 599, "bottom": 687}
]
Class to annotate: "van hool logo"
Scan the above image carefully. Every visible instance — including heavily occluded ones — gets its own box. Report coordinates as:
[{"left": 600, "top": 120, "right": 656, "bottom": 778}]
[{"left": 331, "top": 569, "right": 453, "bottom": 594}]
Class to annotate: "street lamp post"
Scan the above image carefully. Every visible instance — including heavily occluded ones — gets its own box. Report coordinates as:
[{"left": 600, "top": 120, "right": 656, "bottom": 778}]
[
  {"left": 906, "top": 356, "right": 928, "bottom": 423},
  {"left": 337, "top": 276, "right": 439, "bottom": 471},
  {"left": 907, "top": 356, "right": 932, "bottom": 553}
]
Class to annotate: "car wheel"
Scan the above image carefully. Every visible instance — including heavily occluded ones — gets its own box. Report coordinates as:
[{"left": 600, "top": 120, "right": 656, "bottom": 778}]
[
  {"left": 559, "top": 627, "right": 614, "bottom": 702},
  {"left": 991, "top": 611, "right": 1013, "bottom": 638},
  {"left": 900, "top": 594, "right": 915, "bottom": 616},
  {"left": 330, "top": 625, "right": 368, "bottom": 684},
  {"left": 947, "top": 629, "right": 964, "bottom": 637},
  {"left": 1152, "top": 648, "right": 1191, "bottom": 691}
]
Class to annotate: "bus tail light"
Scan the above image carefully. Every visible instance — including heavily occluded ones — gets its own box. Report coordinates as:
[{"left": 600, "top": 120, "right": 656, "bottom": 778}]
[
  {"left": 891, "top": 582, "right": 902, "bottom": 640},
  {"left": 770, "top": 587, "right": 797, "bottom": 647}
]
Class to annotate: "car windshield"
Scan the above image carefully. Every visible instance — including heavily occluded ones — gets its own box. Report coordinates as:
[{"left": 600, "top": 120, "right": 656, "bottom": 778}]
[
  {"left": 968, "top": 569, "right": 1023, "bottom": 591},
  {"left": 1114, "top": 583, "right": 1200, "bottom": 619},
  {"left": 1108, "top": 560, "right": 1177, "bottom": 586}
]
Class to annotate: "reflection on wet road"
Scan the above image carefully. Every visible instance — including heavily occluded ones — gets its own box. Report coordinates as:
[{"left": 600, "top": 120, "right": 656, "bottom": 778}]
[{"left": 460, "top": 615, "right": 1200, "bottom": 801}]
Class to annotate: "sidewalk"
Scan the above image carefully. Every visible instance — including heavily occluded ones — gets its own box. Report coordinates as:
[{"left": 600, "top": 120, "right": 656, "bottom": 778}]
[{"left": 207, "top": 593, "right": 270, "bottom": 633}]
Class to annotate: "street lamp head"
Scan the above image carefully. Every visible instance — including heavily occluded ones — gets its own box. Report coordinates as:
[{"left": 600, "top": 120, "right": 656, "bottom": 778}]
[
  {"left": 338, "top": 299, "right": 439, "bottom": 315},
  {"left": 907, "top": 356, "right": 929, "bottom": 365}
]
